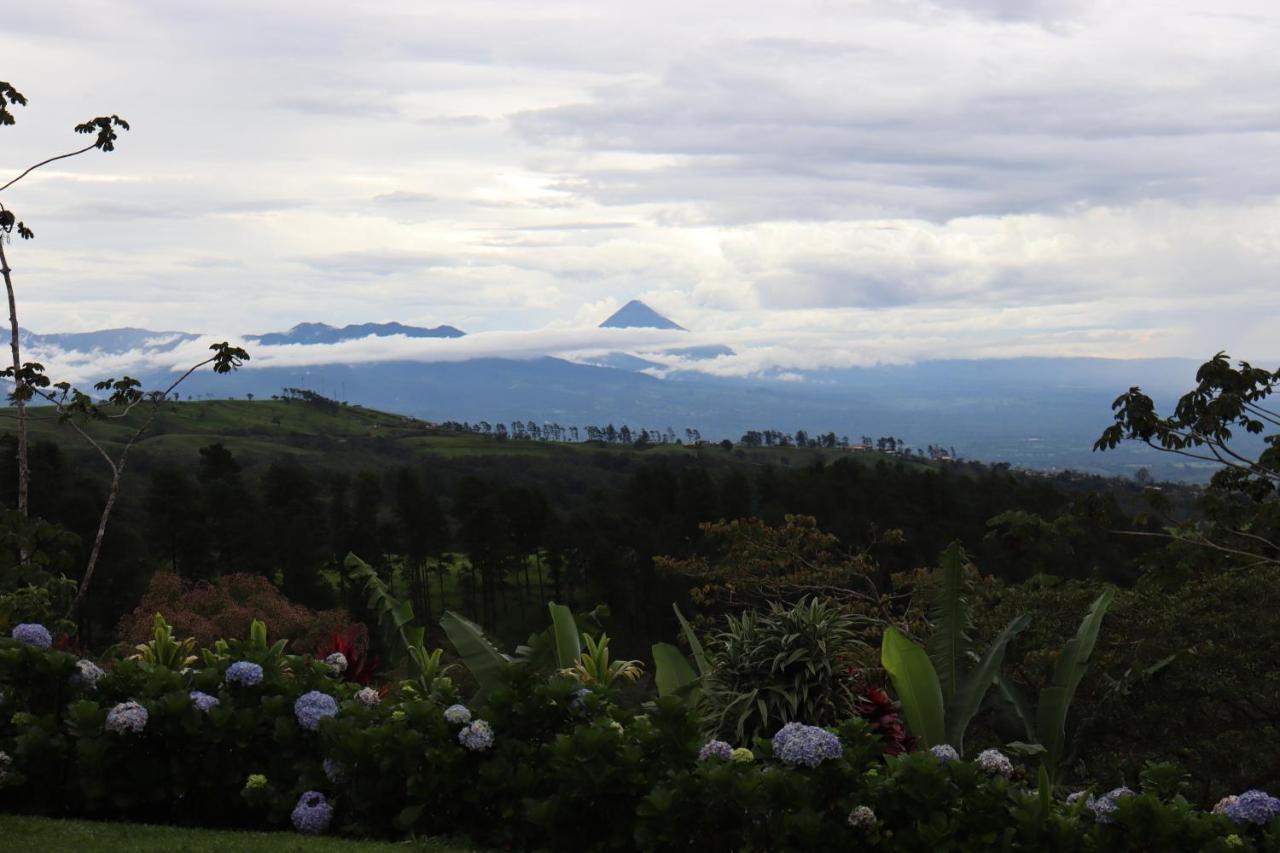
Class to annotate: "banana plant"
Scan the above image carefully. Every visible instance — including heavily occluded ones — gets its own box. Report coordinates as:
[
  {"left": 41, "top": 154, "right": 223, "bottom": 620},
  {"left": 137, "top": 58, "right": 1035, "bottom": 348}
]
[
  {"left": 651, "top": 603, "right": 711, "bottom": 698},
  {"left": 881, "top": 542, "right": 1031, "bottom": 753},
  {"left": 995, "top": 587, "right": 1115, "bottom": 780}
]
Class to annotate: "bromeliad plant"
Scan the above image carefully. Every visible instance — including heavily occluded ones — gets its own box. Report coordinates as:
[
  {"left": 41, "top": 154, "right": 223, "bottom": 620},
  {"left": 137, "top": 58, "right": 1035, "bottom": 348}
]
[
  {"left": 558, "top": 632, "right": 643, "bottom": 688},
  {"left": 130, "top": 613, "right": 198, "bottom": 669}
]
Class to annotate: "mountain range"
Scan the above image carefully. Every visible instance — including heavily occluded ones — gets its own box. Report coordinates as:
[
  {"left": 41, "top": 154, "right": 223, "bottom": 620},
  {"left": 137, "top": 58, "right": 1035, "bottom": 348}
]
[{"left": 13, "top": 302, "right": 1218, "bottom": 482}]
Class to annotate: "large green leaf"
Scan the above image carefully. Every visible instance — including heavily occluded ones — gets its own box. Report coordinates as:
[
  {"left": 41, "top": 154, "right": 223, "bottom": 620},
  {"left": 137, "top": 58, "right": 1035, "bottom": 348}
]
[
  {"left": 547, "top": 602, "right": 581, "bottom": 669},
  {"left": 673, "top": 603, "right": 712, "bottom": 678},
  {"left": 1036, "top": 588, "right": 1114, "bottom": 774},
  {"left": 881, "top": 626, "right": 945, "bottom": 748},
  {"left": 927, "top": 542, "right": 972, "bottom": 706},
  {"left": 651, "top": 641, "right": 698, "bottom": 697},
  {"left": 947, "top": 613, "right": 1030, "bottom": 752},
  {"left": 439, "top": 609, "right": 511, "bottom": 703},
  {"left": 995, "top": 675, "right": 1037, "bottom": 743}
]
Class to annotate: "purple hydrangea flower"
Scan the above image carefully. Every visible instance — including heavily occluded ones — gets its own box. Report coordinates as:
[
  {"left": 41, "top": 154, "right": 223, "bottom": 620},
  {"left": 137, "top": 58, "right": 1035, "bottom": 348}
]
[
  {"left": 291, "top": 790, "right": 333, "bottom": 835},
  {"left": 190, "top": 690, "right": 219, "bottom": 712},
  {"left": 1213, "top": 795, "right": 1239, "bottom": 815},
  {"left": 1087, "top": 787, "right": 1135, "bottom": 824},
  {"left": 444, "top": 704, "right": 472, "bottom": 725},
  {"left": 71, "top": 659, "right": 105, "bottom": 690},
  {"left": 458, "top": 719, "right": 494, "bottom": 751},
  {"left": 930, "top": 744, "right": 960, "bottom": 764},
  {"left": 1225, "top": 790, "right": 1280, "bottom": 826},
  {"left": 11, "top": 623, "right": 52, "bottom": 649},
  {"left": 975, "top": 748, "right": 1014, "bottom": 778},
  {"left": 105, "top": 700, "right": 148, "bottom": 735},
  {"left": 294, "top": 690, "right": 338, "bottom": 731},
  {"left": 225, "top": 661, "right": 264, "bottom": 687},
  {"left": 322, "top": 757, "right": 346, "bottom": 783},
  {"left": 1066, "top": 790, "right": 1089, "bottom": 806},
  {"left": 569, "top": 687, "right": 592, "bottom": 714},
  {"left": 698, "top": 740, "right": 733, "bottom": 761},
  {"left": 771, "top": 722, "right": 842, "bottom": 768},
  {"left": 354, "top": 686, "right": 379, "bottom": 706}
]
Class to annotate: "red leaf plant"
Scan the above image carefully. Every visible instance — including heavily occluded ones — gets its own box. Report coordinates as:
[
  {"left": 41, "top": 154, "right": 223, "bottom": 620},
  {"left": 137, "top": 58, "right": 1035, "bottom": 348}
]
[{"left": 319, "top": 623, "right": 381, "bottom": 685}]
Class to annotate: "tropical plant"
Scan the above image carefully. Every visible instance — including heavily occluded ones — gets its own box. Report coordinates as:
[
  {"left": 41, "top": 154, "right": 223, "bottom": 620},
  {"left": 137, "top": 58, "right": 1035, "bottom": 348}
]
[
  {"left": 995, "top": 586, "right": 1115, "bottom": 780},
  {"left": 558, "top": 632, "right": 643, "bottom": 687},
  {"left": 318, "top": 623, "right": 380, "bottom": 685},
  {"left": 881, "top": 542, "right": 1030, "bottom": 753},
  {"left": 345, "top": 553, "right": 450, "bottom": 693},
  {"left": 700, "top": 596, "right": 867, "bottom": 742},
  {"left": 130, "top": 612, "right": 197, "bottom": 669}
]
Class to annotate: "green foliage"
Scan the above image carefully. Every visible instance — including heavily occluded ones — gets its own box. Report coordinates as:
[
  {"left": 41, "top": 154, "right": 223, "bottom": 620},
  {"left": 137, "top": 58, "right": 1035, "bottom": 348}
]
[
  {"left": 701, "top": 597, "right": 865, "bottom": 742},
  {"left": 439, "top": 610, "right": 510, "bottom": 703},
  {"left": 558, "top": 632, "right": 643, "bottom": 688},
  {"left": 882, "top": 543, "right": 1030, "bottom": 754},
  {"left": 131, "top": 613, "right": 197, "bottom": 669}
]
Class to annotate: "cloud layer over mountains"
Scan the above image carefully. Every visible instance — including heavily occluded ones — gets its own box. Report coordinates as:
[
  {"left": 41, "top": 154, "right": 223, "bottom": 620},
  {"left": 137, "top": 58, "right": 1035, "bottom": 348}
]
[{"left": 5, "top": 1, "right": 1280, "bottom": 373}]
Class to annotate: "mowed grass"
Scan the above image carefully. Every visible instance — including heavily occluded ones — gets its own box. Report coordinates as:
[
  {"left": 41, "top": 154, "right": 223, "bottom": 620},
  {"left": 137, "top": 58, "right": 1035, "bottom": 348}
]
[{"left": 0, "top": 815, "right": 486, "bottom": 853}]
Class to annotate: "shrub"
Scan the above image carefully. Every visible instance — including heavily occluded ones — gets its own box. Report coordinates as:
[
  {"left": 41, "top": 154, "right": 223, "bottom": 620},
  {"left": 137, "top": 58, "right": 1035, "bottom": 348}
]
[
  {"left": 700, "top": 596, "right": 867, "bottom": 742},
  {"left": 117, "top": 572, "right": 350, "bottom": 652}
]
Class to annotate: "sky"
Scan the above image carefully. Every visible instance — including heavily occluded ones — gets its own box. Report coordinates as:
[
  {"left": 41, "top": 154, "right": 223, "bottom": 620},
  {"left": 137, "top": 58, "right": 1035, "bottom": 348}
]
[{"left": 4, "top": 0, "right": 1280, "bottom": 379}]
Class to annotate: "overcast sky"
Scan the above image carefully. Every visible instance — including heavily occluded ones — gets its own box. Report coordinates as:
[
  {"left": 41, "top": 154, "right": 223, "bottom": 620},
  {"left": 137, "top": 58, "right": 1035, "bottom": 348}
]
[{"left": 4, "top": 0, "right": 1280, "bottom": 377}]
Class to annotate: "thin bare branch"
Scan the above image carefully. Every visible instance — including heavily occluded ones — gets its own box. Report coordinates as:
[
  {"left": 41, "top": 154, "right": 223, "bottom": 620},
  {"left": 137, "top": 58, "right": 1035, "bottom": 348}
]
[{"left": 0, "top": 142, "right": 97, "bottom": 194}]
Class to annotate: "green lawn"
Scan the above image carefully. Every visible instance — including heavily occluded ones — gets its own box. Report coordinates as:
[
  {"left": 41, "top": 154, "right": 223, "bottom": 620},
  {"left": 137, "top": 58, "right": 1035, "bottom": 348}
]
[{"left": 0, "top": 815, "right": 485, "bottom": 852}]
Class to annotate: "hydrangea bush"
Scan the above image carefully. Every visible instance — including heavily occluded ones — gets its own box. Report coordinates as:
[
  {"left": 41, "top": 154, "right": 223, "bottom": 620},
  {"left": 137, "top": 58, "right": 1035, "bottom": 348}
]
[{"left": 3, "top": 628, "right": 1280, "bottom": 851}]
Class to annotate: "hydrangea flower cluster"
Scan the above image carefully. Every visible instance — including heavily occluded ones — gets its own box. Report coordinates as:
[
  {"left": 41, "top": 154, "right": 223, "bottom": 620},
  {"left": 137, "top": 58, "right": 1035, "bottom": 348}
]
[
  {"left": 354, "top": 687, "right": 380, "bottom": 706},
  {"left": 847, "top": 805, "right": 877, "bottom": 830},
  {"left": 975, "top": 748, "right": 1014, "bottom": 778},
  {"left": 225, "top": 661, "right": 264, "bottom": 686},
  {"left": 771, "top": 722, "right": 843, "bottom": 768},
  {"left": 0, "top": 749, "right": 11, "bottom": 784},
  {"left": 11, "top": 623, "right": 51, "bottom": 649},
  {"left": 291, "top": 790, "right": 333, "bottom": 835},
  {"left": 458, "top": 719, "right": 495, "bottom": 751},
  {"left": 71, "top": 659, "right": 105, "bottom": 690},
  {"left": 323, "top": 758, "right": 346, "bottom": 784},
  {"left": 244, "top": 773, "right": 268, "bottom": 791},
  {"left": 1214, "top": 795, "right": 1239, "bottom": 815},
  {"left": 731, "top": 747, "right": 754, "bottom": 763},
  {"left": 294, "top": 691, "right": 338, "bottom": 731},
  {"left": 190, "top": 691, "right": 220, "bottom": 712},
  {"left": 1066, "top": 790, "right": 1088, "bottom": 806},
  {"left": 325, "top": 652, "right": 348, "bottom": 676},
  {"left": 1086, "top": 787, "right": 1135, "bottom": 824},
  {"left": 1224, "top": 790, "right": 1280, "bottom": 826},
  {"left": 698, "top": 740, "right": 733, "bottom": 761},
  {"left": 930, "top": 744, "right": 960, "bottom": 764},
  {"left": 444, "top": 704, "right": 472, "bottom": 725},
  {"left": 105, "top": 700, "right": 148, "bottom": 735}
]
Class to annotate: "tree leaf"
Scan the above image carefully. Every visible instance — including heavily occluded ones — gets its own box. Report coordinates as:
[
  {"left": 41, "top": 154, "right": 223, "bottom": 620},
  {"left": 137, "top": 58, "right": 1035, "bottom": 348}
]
[{"left": 881, "top": 626, "right": 945, "bottom": 748}]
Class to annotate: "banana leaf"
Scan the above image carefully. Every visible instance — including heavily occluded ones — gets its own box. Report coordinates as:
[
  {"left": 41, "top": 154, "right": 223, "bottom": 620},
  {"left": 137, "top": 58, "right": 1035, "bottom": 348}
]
[
  {"left": 946, "top": 612, "right": 1030, "bottom": 752},
  {"left": 1035, "top": 588, "right": 1114, "bottom": 774},
  {"left": 881, "top": 626, "right": 945, "bottom": 748},
  {"left": 673, "top": 603, "right": 712, "bottom": 678},
  {"left": 547, "top": 602, "right": 581, "bottom": 669},
  {"left": 927, "top": 542, "right": 972, "bottom": 705},
  {"left": 440, "top": 609, "right": 511, "bottom": 703},
  {"left": 652, "top": 641, "right": 698, "bottom": 697}
]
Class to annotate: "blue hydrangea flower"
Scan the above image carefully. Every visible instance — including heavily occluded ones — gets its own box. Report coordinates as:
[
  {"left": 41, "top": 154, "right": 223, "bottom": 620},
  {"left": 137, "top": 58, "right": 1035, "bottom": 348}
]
[
  {"left": 105, "top": 700, "right": 148, "bottom": 735},
  {"left": 771, "top": 722, "right": 842, "bottom": 768},
  {"left": 291, "top": 790, "right": 333, "bottom": 834},
  {"left": 11, "top": 623, "right": 52, "bottom": 649},
  {"left": 354, "top": 686, "right": 379, "bottom": 706},
  {"left": 323, "top": 757, "right": 346, "bottom": 783},
  {"left": 294, "top": 690, "right": 338, "bottom": 731},
  {"left": 225, "top": 661, "right": 264, "bottom": 686},
  {"left": 190, "top": 690, "right": 219, "bottom": 712},
  {"left": 1087, "top": 787, "right": 1135, "bottom": 824},
  {"left": 1214, "top": 795, "right": 1239, "bottom": 815},
  {"left": 458, "top": 719, "right": 494, "bottom": 751},
  {"left": 71, "top": 659, "right": 105, "bottom": 690},
  {"left": 569, "top": 687, "right": 592, "bottom": 714},
  {"left": 975, "top": 748, "right": 1014, "bottom": 778},
  {"left": 444, "top": 704, "right": 472, "bottom": 725},
  {"left": 698, "top": 740, "right": 733, "bottom": 761},
  {"left": 847, "top": 805, "right": 877, "bottom": 829},
  {"left": 1225, "top": 790, "right": 1280, "bottom": 826},
  {"left": 1066, "top": 790, "right": 1089, "bottom": 806},
  {"left": 930, "top": 744, "right": 960, "bottom": 764}
]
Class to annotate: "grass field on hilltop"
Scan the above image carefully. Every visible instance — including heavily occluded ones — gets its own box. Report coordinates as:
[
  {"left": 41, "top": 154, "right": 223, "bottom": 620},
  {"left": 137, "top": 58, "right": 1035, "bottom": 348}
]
[{"left": 0, "top": 815, "right": 486, "bottom": 852}]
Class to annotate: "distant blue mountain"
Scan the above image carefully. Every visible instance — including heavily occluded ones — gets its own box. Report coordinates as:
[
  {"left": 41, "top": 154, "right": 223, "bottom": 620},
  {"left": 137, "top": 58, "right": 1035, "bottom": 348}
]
[
  {"left": 667, "top": 344, "right": 733, "bottom": 359},
  {"left": 20, "top": 327, "right": 199, "bottom": 354},
  {"left": 246, "top": 321, "right": 465, "bottom": 346},
  {"left": 599, "top": 300, "right": 686, "bottom": 330}
]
